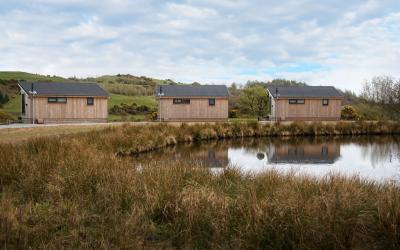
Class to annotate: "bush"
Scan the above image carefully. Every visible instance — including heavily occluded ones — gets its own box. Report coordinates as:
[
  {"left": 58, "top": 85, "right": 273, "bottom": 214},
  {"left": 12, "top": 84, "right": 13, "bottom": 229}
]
[
  {"left": 229, "top": 109, "right": 238, "bottom": 118},
  {"left": 0, "top": 110, "right": 14, "bottom": 123},
  {"left": 149, "top": 111, "right": 158, "bottom": 121},
  {"left": 136, "top": 105, "right": 150, "bottom": 113},
  {"left": 341, "top": 105, "right": 360, "bottom": 120},
  {"left": 110, "top": 103, "right": 152, "bottom": 115}
]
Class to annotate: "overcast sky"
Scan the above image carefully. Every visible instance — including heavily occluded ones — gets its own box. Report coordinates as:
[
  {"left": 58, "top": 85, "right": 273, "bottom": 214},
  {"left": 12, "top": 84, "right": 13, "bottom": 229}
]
[{"left": 0, "top": 0, "right": 399, "bottom": 92}]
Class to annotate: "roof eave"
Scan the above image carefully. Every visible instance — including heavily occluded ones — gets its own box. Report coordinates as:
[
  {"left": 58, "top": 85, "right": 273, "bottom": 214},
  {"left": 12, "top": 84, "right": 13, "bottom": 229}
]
[{"left": 159, "top": 95, "right": 229, "bottom": 98}]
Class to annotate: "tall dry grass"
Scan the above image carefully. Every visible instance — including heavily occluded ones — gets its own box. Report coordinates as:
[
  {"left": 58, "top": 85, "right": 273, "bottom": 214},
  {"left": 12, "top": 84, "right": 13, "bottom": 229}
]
[
  {"left": 79, "top": 121, "right": 400, "bottom": 155},
  {"left": 1, "top": 121, "right": 400, "bottom": 248}
]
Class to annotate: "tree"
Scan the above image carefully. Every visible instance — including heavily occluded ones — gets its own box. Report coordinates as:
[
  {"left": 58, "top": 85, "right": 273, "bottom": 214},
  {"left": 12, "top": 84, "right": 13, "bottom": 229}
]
[
  {"left": 361, "top": 76, "right": 400, "bottom": 119},
  {"left": 245, "top": 79, "right": 307, "bottom": 88},
  {"left": 238, "top": 86, "right": 269, "bottom": 117}
]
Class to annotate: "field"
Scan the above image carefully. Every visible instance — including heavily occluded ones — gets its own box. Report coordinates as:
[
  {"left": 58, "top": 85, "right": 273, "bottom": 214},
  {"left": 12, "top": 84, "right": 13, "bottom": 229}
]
[
  {"left": 108, "top": 94, "right": 156, "bottom": 108},
  {"left": 1, "top": 122, "right": 400, "bottom": 248}
]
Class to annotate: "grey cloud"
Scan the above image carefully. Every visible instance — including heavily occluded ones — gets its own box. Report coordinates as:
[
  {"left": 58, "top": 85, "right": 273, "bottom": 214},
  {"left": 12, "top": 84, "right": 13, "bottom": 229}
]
[{"left": 0, "top": 0, "right": 399, "bottom": 92}]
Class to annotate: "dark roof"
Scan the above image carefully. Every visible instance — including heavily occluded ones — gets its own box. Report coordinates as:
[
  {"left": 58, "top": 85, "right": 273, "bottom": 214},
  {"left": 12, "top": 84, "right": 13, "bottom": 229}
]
[
  {"left": 156, "top": 85, "right": 229, "bottom": 97},
  {"left": 18, "top": 81, "right": 109, "bottom": 97},
  {"left": 266, "top": 86, "right": 343, "bottom": 98}
]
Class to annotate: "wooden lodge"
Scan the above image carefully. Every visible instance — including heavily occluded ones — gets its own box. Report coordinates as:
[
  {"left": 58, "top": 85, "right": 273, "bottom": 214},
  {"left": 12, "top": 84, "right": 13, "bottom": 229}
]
[
  {"left": 156, "top": 85, "right": 229, "bottom": 121},
  {"left": 18, "top": 81, "right": 109, "bottom": 124},
  {"left": 266, "top": 86, "right": 344, "bottom": 121}
]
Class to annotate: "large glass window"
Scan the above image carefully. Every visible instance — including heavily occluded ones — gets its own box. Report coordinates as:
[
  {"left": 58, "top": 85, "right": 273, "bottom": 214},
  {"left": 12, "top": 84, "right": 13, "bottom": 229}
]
[
  {"left": 48, "top": 97, "right": 67, "bottom": 103},
  {"left": 173, "top": 98, "right": 190, "bottom": 104},
  {"left": 289, "top": 99, "right": 305, "bottom": 104}
]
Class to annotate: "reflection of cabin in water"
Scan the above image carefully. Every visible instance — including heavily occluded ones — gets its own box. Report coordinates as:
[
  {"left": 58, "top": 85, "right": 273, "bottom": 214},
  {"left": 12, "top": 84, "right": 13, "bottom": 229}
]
[
  {"left": 267, "top": 143, "right": 340, "bottom": 164},
  {"left": 189, "top": 149, "right": 229, "bottom": 168}
]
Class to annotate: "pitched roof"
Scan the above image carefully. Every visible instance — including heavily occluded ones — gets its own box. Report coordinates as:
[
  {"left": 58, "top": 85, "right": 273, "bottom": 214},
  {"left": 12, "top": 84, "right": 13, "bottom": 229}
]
[
  {"left": 266, "top": 86, "right": 343, "bottom": 98},
  {"left": 18, "top": 81, "right": 109, "bottom": 97},
  {"left": 156, "top": 85, "right": 229, "bottom": 97}
]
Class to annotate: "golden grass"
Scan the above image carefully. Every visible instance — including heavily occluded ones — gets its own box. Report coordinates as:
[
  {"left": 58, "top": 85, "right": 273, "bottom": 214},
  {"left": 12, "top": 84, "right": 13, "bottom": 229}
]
[
  {"left": 0, "top": 124, "right": 114, "bottom": 144},
  {"left": 1, "top": 121, "right": 400, "bottom": 248}
]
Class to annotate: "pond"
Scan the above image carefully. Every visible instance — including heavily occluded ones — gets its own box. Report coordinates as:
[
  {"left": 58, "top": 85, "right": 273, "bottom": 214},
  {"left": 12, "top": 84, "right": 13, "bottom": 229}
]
[{"left": 133, "top": 136, "right": 400, "bottom": 183}]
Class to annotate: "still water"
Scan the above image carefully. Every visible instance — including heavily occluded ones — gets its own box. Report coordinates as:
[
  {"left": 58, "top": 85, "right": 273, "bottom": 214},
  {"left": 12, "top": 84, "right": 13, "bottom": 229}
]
[{"left": 134, "top": 136, "right": 400, "bottom": 182}]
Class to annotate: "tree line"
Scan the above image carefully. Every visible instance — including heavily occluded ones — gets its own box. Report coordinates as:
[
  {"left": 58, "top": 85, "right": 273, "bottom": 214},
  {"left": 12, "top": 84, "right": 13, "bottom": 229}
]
[{"left": 360, "top": 76, "right": 400, "bottom": 119}]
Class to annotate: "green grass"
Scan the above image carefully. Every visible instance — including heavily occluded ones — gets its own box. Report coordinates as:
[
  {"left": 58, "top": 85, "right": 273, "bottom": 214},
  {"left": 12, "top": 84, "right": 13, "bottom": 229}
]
[
  {"left": 108, "top": 94, "right": 156, "bottom": 121},
  {"left": 108, "top": 94, "right": 156, "bottom": 109},
  {"left": 1, "top": 95, "right": 20, "bottom": 114},
  {"left": 0, "top": 122, "right": 400, "bottom": 248},
  {"left": 0, "top": 95, "right": 21, "bottom": 119},
  {"left": 0, "top": 71, "right": 67, "bottom": 81}
]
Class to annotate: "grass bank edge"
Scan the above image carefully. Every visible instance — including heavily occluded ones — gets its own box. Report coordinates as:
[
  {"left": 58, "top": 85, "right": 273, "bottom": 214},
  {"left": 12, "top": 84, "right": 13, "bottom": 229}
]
[{"left": 77, "top": 120, "right": 400, "bottom": 156}]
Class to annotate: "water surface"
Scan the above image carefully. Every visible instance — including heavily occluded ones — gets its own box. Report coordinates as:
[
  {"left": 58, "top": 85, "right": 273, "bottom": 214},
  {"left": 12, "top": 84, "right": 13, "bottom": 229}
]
[{"left": 134, "top": 136, "right": 400, "bottom": 182}]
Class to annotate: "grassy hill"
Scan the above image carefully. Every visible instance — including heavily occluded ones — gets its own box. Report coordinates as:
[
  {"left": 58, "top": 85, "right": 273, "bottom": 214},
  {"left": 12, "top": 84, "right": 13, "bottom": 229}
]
[
  {"left": 0, "top": 71, "right": 168, "bottom": 121},
  {"left": 0, "top": 71, "right": 68, "bottom": 82}
]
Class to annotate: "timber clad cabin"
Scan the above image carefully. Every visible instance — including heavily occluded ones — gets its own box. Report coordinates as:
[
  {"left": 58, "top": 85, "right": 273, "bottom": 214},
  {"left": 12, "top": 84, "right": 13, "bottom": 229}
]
[
  {"left": 267, "top": 86, "right": 344, "bottom": 121},
  {"left": 156, "top": 85, "right": 229, "bottom": 121},
  {"left": 18, "top": 81, "right": 109, "bottom": 124}
]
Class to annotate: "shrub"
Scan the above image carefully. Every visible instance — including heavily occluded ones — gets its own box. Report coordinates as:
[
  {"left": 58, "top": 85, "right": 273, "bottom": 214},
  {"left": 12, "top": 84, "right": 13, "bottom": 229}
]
[
  {"left": 229, "top": 109, "right": 238, "bottom": 118},
  {"left": 0, "top": 110, "right": 13, "bottom": 122},
  {"left": 110, "top": 103, "right": 152, "bottom": 115},
  {"left": 149, "top": 111, "right": 158, "bottom": 121},
  {"left": 341, "top": 105, "right": 360, "bottom": 120},
  {"left": 136, "top": 105, "right": 150, "bottom": 113}
]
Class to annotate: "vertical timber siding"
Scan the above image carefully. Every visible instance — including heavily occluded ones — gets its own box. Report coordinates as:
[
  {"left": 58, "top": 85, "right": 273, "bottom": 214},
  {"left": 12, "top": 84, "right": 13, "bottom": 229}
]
[
  {"left": 275, "top": 98, "right": 342, "bottom": 121},
  {"left": 159, "top": 97, "right": 228, "bottom": 121},
  {"left": 29, "top": 96, "right": 108, "bottom": 123}
]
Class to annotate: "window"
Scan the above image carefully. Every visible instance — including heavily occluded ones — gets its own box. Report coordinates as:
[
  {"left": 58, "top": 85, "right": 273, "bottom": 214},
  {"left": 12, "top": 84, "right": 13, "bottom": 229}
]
[
  {"left": 209, "top": 98, "right": 215, "bottom": 106},
  {"left": 289, "top": 99, "right": 305, "bottom": 104},
  {"left": 87, "top": 97, "right": 94, "bottom": 105},
  {"left": 22, "top": 94, "right": 25, "bottom": 114},
  {"left": 57, "top": 97, "right": 67, "bottom": 103},
  {"left": 322, "top": 99, "right": 329, "bottom": 106},
  {"left": 48, "top": 97, "right": 67, "bottom": 103},
  {"left": 173, "top": 98, "right": 190, "bottom": 104},
  {"left": 48, "top": 97, "right": 57, "bottom": 103}
]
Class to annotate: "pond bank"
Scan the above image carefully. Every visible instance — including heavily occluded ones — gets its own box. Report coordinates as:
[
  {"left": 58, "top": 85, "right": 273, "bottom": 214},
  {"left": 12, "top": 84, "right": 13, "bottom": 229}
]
[{"left": 85, "top": 121, "right": 400, "bottom": 156}]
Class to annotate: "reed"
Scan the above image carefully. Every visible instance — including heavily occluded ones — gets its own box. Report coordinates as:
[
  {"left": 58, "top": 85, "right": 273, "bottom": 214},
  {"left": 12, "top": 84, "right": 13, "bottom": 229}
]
[
  {"left": 79, "top": 121, "right": 400, "bottom": 156},
  {"left": 1, "top": 121, "right": 400, "bottom": 249}
]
